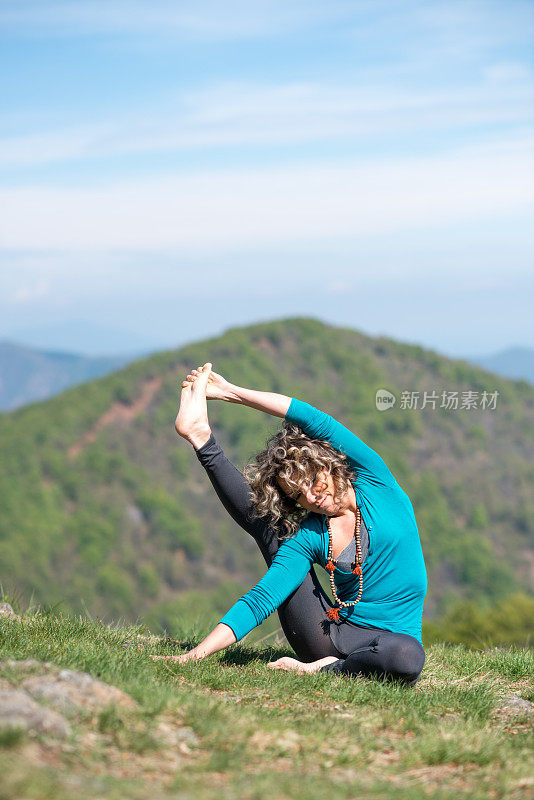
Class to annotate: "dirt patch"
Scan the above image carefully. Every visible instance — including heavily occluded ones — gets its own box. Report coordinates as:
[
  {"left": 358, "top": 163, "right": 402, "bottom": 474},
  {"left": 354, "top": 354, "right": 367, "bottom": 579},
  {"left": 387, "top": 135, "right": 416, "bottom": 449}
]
[
  {"left": 68, "top": 376, "right": 162, "bottom": 459},
  {"left": 388, "top": 762, "right": 484, "bottom": 795}
]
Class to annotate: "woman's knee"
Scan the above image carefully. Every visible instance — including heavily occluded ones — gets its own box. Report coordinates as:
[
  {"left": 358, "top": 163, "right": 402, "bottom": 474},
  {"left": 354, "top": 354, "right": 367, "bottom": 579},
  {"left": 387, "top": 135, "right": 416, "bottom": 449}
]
[{"left": 384, "top": 637, "right": 425, "bottom": 684}]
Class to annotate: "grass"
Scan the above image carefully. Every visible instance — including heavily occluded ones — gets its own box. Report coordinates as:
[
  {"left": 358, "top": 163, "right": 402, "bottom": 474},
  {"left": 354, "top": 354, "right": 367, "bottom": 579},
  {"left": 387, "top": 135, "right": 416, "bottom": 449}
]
[{"left": 0, "top": 611, "right": 532, "bottom": 800}]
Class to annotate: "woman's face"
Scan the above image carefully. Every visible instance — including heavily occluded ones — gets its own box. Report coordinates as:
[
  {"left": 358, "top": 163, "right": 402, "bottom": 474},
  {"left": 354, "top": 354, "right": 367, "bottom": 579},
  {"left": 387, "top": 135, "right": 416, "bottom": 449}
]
[{"left": 277, "top": 470, "right": 342, "bottom": 515}]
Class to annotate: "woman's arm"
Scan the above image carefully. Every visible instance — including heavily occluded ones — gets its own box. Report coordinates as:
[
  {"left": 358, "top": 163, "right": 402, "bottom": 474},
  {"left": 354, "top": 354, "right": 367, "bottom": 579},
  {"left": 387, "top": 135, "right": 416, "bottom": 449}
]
[
  {"left": 187, "top": 366, "right": 291, "bottom": 418},
  {"left": 179, "top": 623, "right": 237, "bottom": 662},
  {"left": 152, "top": 623, "right": 237, "bottom": 664},
  {"left": 286, "top": 398, "right": 396, "bottom": 487},
  {"left": 152, "top": 530, "right": 316, "bottom": 664},
  {"left": 188, "top": 366, "right": 394, "bottom": 486},
  {"left": 217, "top": 527, "right": 317, "bottom": 639},
  {"left": 218, "top": 383, "right": 291, "bottom": 419}
]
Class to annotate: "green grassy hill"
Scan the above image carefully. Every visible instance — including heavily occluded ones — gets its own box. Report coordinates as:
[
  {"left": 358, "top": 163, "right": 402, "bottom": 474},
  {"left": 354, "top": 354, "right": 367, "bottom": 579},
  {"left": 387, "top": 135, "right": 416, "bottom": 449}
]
[{"left": 1, "top": 318, "right": 533, "bottom": 645}]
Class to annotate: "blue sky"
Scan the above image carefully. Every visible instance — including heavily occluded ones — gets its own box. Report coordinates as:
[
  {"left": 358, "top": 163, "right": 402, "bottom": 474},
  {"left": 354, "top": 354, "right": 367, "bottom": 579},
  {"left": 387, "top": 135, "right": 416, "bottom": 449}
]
[{"left": 1, "top": 0, "right": 533, "bottom": 356}]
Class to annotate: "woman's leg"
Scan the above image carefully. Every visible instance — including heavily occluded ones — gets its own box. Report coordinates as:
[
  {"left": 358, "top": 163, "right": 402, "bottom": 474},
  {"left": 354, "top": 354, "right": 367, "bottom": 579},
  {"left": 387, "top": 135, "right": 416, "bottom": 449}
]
[
  {"left": 322, "top": 626, "right": 426, "bottom": 686},
  {"left": 195, "top": 434, "right": 341, "bottom": 662},
  {"left": 195, "top": 434, "right": 276, "bottom": 561}
]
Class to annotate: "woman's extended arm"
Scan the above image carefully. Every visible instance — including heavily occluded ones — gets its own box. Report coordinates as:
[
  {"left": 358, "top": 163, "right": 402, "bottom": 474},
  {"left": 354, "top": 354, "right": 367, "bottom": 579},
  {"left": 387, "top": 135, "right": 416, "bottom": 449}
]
[
  {"left": 218, "top": 383, "right": 291, "bottom": 418},
  {"left": 152, "top": 526, "right": 318, "bottom": 663},
  {"left": 186, "top": 365, "right": 291, "bottom": 418},
  {"left": 152, "top": 623, "right": 237, "bottom": 664},
  {"left": 286, "top": 398, "right": 396, "bottom": 487},
  {"left": 186, "top": 365, "right": 394, "bottom": 486}
]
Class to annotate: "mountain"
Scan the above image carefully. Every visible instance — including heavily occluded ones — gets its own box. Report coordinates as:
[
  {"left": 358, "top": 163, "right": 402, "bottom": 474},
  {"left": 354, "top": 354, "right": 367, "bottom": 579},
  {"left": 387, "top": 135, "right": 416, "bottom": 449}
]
[
  {"left": 468, "top": 346, "right": 534, "bottom": 384},
  {"left": 0, "top": 318, "right": 532, "bottom": 634},
  {"left": 0, "top": 342, "right": 132, "bottom": 411},
  {"left": 5, "top": 319, "right": 159, "bottom": 357}
]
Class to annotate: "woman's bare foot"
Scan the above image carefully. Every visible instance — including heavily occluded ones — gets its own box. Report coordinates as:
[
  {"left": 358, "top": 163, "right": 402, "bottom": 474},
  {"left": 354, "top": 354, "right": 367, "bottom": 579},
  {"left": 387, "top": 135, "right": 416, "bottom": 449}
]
[
  {"left": 267, "top": 657, "right": 314, "bottom": 674},
  {"left": 267, "top": 656, "right": 339, "bottom": 674},
  {"left": 175, "top": 362, "right": 212, "bottom": 449}
]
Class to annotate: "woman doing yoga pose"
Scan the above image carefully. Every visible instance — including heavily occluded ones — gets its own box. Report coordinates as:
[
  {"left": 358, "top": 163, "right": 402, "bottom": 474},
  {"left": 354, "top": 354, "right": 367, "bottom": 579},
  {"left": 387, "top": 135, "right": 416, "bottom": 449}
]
[{"left": 154, "top": 363, "right": 427, "bottom": 686}]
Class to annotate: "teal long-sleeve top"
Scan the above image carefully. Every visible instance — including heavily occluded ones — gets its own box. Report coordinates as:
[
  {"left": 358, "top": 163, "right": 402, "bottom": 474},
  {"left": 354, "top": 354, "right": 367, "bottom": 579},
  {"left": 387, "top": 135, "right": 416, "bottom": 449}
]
[{"left": 219, "top": 398, "right": 428, "bottom": 645}]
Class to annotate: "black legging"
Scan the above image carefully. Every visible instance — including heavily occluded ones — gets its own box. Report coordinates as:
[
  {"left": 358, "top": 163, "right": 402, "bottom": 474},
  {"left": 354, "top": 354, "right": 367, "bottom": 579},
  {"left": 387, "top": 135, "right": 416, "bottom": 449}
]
[{"left": 196, "top": 434, "right": 425, "bottom": 686}]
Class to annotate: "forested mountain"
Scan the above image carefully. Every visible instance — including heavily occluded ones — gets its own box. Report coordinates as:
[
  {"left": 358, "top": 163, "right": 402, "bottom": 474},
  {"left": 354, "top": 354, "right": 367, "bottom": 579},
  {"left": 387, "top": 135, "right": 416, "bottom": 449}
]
[
  {"left": 0, "top": 318, "right": 532, "bottom": 642},
  {"left": 0, "top": 342, "right": 131, "bottom": 411}
]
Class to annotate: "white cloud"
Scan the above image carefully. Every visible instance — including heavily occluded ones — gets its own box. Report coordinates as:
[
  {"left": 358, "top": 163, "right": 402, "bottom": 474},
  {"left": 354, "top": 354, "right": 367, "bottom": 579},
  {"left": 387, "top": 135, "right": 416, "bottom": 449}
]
[
  {"left": 484, "top": 62, "right": 534, "bottom": 83},
  {"left": 1, "top": 75, "right": 532, "bottom": 169},
  {"left": 0, "top": 0, "right": 356, "bottom": 40},
  {"left": 11, "top": 280, "right": 51, "bottom": 304},
  {"left": 0, "top": 124, "right": 113, "bottom": 168},
  {"left": 1, "top": 138, "right": 532, "bottom": 253},
  {"left": 412, "top": 0, "right": 534, "bottom": 55}
]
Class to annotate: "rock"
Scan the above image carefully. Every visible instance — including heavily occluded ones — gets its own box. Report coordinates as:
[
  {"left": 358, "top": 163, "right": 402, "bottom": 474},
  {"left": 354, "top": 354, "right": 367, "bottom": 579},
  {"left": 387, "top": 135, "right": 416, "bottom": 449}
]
[
  {"left": 125, "top": 504, "right": 144, "bottom": 526},
  {"left": 3, "top": 659, "right": 44, "bottom": 672},
  {"left": 0, "top": 689, "right": 71, "bottom": 739},
  {"left": 23, "top": 669, "right": 136, "bottom": 716},
  {"left": 497, "top": 695, "right": 534, "bottom": 713},
  {"left": 0, "top": 603, "right": 20, "bottom": 621},
  {"left": 156, "top": 720, "right": 200, "bottom": 750}
]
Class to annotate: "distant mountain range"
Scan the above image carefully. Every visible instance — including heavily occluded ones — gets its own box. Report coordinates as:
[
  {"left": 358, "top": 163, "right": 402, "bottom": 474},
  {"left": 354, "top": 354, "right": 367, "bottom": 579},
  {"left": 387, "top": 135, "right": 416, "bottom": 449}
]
[
  {"left": 0, "top": 342, "right": 133, "bottom": 412},
  {"left": 1, "top": 339, "right": 532, "bottom": 413},
  {"left": 467, "top": 347, "right": 534, "bottom": 384}
]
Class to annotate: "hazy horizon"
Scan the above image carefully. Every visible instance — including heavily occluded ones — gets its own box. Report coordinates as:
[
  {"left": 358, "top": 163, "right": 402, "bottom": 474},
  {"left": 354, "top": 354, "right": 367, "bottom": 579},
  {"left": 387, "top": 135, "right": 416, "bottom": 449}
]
[{"left": 2, "top": 314, "right": 533, "bottom": 362}]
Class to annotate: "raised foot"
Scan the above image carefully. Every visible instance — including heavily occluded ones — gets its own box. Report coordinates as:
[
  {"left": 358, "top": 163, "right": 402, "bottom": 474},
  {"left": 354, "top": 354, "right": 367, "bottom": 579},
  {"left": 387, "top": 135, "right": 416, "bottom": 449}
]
[{"left": 175, "top": 363, "right": 212, "bottom": 449}]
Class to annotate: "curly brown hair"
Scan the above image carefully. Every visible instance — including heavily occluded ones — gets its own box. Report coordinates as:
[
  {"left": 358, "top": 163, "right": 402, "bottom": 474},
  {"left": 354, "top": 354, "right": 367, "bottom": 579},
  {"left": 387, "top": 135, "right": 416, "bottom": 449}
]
[{"left": 244, "top": 422, "right": 356, "bottom": 538}]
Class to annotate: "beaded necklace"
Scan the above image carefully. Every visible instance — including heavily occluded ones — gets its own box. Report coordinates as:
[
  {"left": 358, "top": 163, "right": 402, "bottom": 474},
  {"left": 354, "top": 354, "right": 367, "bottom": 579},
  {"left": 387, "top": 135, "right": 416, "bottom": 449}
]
[{"left": 324, "top": 506, "right": 363, "bottom": 623}]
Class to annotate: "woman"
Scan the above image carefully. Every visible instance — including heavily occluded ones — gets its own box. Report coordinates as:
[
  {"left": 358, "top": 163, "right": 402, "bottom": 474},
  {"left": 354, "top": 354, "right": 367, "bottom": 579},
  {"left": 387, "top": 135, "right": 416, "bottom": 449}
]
[{"left": 155, "top": 362, "right": 427, "bottom": 686}]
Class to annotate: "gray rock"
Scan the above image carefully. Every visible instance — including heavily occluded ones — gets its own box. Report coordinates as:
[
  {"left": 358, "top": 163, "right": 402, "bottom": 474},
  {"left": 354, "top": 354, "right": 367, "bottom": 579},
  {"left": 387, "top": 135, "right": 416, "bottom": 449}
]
[
  {"left": 156, "top": 721, "right": 200, "bottom": 749},
  {"left": 23, "top": 668, "right": 136, "bottom": 715},
  {"left": 3, "top": 658, "right": 43, "bottom": 672},
  {"left": 0, "top": 603, "right": 20, "bottom": 620},
  {"left": 498, "top": 695, "right": 534, "bottom": 713},
  {"left": 125, "top": 504, "right": 144, "bottom": 526},
  {"left": 0, "top": 689, "right": 71, "bottom": 739}
]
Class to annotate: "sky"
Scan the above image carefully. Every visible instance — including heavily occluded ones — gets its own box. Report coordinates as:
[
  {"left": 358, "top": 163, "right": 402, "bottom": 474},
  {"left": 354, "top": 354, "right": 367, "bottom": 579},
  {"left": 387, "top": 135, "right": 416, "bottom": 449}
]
[{"left": 1, "top": 0, "right": 533, "bottom": 357}]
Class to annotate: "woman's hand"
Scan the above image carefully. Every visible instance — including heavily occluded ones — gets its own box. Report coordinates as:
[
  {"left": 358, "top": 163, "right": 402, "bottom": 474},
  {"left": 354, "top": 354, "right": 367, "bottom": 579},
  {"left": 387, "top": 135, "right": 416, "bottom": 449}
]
[
  {"left": 183, "top": 365, "right": 234, "bottom": 401},
  {"left": 184, "top": 364, "right": 291, "bottom": 418},
  {"left": 150, "top": 650, "right": 198, "bottom": 664},
  {"left": 150, "top": 623, "right": 237, "bottom": 666}
]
